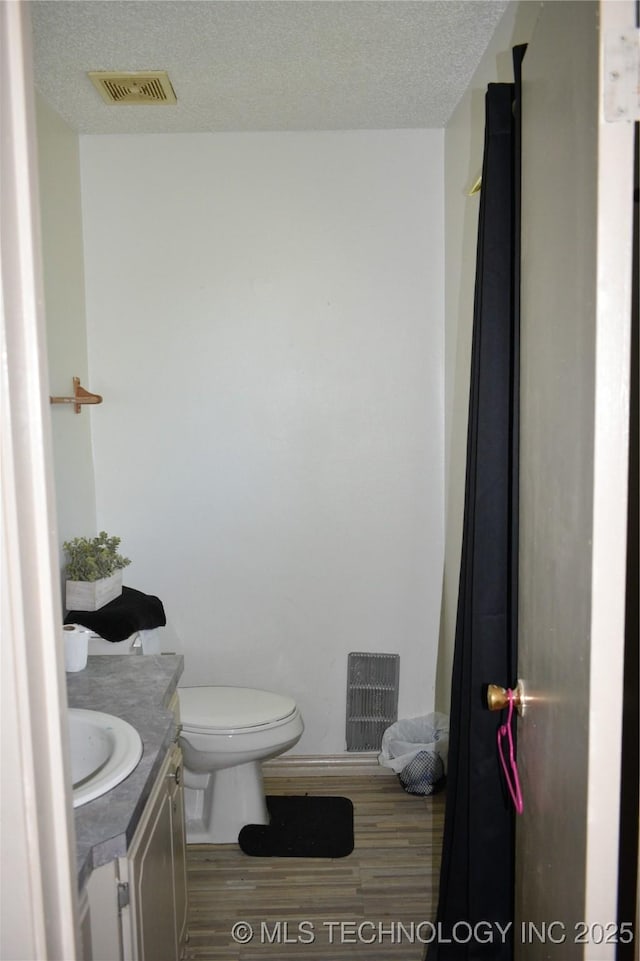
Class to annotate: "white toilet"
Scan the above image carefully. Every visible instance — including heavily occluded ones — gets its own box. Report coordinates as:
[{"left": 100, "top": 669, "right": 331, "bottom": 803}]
[{"left": 177, "top": 685, "right": 304, "bottom": 844}]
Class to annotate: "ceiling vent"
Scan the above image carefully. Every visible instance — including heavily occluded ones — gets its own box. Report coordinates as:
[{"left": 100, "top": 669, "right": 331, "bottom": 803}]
[{"left": 88, "top": 71, "right": 177, "bottom": 105}]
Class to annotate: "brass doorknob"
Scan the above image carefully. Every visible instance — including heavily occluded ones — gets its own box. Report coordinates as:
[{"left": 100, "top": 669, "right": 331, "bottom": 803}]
[{"left": 487, "top": 679, "right": 526, "bottom": 715}]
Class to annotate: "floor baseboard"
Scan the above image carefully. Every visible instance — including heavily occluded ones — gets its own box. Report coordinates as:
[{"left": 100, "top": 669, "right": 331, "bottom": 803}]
[{"left": 263, "top": 752, "right": 396, "bottom": 778}]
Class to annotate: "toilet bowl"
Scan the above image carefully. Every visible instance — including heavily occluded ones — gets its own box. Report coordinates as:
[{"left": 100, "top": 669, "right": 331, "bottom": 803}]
[{"left": 178, "top": 686, "right": 304, "bottom": 844}]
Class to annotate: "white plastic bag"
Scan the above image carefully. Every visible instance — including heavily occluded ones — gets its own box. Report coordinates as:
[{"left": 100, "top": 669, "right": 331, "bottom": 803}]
[{"left": 378, "top": 713, "right": 449, "bottom": 775}]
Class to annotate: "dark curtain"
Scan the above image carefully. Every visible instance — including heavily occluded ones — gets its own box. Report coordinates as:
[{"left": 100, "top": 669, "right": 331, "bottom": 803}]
[{"left": 428, "top": 49, "right": 525, "bottom": 961}]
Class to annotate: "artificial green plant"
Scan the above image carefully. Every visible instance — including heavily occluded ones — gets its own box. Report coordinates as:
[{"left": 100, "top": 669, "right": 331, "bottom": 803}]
[{"left": 63, "top": 531, "right": 131, "bottom": 582}]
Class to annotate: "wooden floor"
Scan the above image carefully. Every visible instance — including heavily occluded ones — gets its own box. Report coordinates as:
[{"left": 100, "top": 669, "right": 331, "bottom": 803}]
[{"left": 185, "top": 773, "right": 445, "bottom": 960}]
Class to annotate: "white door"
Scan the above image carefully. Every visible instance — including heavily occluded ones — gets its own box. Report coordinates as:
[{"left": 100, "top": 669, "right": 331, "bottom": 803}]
[{"left": 516, "top": 2, "right": 635, "bottom": 959}]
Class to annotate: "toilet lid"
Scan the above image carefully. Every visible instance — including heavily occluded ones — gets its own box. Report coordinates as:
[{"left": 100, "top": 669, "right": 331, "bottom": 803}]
[{"left": 178, "top": 686, "right": 297, "bottom": 731}]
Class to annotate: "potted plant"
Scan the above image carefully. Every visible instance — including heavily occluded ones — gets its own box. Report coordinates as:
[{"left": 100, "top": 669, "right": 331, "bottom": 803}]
[{"left": 64, "top": 531, "right": 131, "bottom": 612}]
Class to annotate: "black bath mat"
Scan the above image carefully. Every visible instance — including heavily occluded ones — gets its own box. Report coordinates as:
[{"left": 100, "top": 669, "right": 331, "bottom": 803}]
[{"left": 238, "top": 795, "right": 354, "bottom": 858}]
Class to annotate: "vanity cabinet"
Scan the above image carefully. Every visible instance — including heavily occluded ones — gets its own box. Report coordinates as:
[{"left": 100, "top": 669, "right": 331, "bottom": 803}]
[
  {"left": 120, "top": 743, "right": 188, "bottom": 961},
  {"left": 84, "top": 742, "right": 188, "bottom": 961}
]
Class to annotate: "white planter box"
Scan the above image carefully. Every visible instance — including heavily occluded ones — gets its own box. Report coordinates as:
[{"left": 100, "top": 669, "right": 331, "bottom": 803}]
[{"left": 66, "top": 571, "right": 123, "bottom": 612}]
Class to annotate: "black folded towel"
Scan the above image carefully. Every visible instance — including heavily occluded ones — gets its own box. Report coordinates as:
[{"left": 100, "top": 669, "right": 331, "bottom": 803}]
[{"left": 65, "top": 586, "right": 166, "bottom": 643}]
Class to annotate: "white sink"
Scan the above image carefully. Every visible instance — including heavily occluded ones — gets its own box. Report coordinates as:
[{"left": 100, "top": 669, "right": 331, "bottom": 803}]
[{"left": 68, "top": 709, "right": 143, "bottom": 808}]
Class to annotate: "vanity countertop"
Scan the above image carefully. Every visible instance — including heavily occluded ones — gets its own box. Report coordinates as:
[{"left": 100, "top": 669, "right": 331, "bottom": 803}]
[{"left": 67, "top": 654, "right": 183, "bottom": 889}]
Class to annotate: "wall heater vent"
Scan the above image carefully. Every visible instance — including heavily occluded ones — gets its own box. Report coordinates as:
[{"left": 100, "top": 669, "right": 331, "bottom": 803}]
[{"left": 346, "top": 652, "right": 399, "bottom": 751}]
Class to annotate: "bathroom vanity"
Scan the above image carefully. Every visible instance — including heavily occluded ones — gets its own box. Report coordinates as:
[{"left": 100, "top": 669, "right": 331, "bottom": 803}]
[{"left": 67, "top": 655, "right": 187, "bottom": 961}]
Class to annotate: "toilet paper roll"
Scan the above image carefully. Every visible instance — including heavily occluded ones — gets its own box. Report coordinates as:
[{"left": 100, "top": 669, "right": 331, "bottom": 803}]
[{"left": 63, "top": 624, "right": 89, "bottom": 672}]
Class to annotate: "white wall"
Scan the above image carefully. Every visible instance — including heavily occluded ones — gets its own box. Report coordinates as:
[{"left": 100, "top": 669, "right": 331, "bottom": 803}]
[
  {"left": 36, "top": 93, "right": 96, "bottom": 569},
  {"left": 80, "top": 129, "right": 444, "bottom": 754},
  {"left": 437, "top": 0, "right": 541, "bottom": 713}
]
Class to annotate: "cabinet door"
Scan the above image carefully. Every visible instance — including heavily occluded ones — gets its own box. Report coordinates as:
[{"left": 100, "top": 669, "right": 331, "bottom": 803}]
[
  {"left": 86, "top": 859, "right": 124, "bottom": 961},
  {"left": 127, "top": 751, "right": 177, "bottom": 961},
  {"left": 77, "top": 885, "right": 93, "bottom": 960},
  {"left": 168, "top": 746, "right": 188, "bottom": 958}
]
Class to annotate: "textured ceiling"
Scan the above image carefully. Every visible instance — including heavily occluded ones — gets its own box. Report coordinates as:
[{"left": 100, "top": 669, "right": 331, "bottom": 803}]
[{"left": 30, "top": 1, "right": 509, "bottom": 134}]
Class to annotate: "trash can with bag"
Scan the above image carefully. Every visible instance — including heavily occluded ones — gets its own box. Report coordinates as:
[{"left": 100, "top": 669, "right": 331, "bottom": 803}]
[{"left": 378, "top": 713, "right": 449, "bottom": 795}]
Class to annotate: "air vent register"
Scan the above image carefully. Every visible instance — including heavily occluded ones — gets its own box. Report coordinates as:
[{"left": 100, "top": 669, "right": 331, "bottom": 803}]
[{"left": 88, "top": 71, "right": 177, "bottom": 105}]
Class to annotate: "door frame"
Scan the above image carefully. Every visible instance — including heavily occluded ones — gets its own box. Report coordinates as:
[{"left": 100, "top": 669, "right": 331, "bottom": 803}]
[
  {"left": 0, "top": 2, "right": 78, "bottom": 957},
  {"left": 585, "top": 0, "right": 635, "bottom": 937}
]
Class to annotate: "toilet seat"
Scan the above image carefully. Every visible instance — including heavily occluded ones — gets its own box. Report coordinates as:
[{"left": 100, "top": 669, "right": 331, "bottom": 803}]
[{"left": 179, "top": 685, "right": 297, "bottom": 734}]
